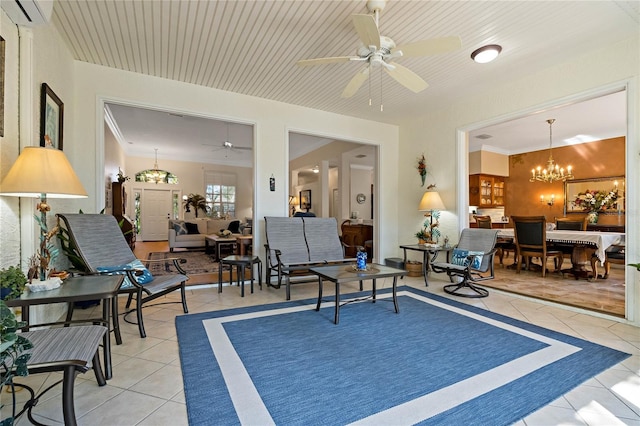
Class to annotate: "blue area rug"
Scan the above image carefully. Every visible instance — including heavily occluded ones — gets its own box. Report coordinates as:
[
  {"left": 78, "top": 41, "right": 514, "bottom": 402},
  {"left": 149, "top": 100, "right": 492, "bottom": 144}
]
[{"left": 175, "top": 286, "right": 630, "bottom": 425}]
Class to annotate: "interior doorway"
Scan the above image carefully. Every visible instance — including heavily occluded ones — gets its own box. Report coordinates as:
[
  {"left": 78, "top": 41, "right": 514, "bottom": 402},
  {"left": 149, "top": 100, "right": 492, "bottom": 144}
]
[{"left": 459, "top": 87, "right": 629, "bottom": 318}]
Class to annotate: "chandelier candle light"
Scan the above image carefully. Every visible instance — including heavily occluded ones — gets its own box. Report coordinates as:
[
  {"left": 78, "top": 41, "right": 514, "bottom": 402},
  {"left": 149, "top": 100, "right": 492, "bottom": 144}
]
[{"left": 530, "top": 119, "right": 574, "bottom": 183}]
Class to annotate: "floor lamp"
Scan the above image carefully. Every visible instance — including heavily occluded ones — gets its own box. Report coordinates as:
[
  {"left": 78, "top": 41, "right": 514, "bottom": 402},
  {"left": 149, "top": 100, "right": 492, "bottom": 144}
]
[
  {"left": 0, "top": 147, "right": 87, "bottom": 280},
  {"left": 418, "top": 190, "right": 445, "bottom": 243}
]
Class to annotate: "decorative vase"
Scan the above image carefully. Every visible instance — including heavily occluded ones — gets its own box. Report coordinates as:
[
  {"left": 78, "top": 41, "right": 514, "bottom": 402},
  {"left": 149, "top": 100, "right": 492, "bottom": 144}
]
[
  {"left": 587, "top": 211, "right": 599, "bottom": 224},
  {"left": 420, "top": 173, "right": 426, "bottom": 187}
]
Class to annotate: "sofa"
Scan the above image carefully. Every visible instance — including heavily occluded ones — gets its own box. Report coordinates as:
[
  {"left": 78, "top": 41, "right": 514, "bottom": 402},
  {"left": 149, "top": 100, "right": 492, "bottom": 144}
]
[
  {"left": 264, "top": 216, "right": 359, "bottom": 300},
  {"left": 168, "top": 218, "right": 243, "bottom": 251}
]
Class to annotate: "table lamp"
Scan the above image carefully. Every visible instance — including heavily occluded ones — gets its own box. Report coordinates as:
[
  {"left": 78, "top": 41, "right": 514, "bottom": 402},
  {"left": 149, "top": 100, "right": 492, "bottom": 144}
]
[
  {"left": 418, "top": 190, "right": 445, "bottom": 243},
  {"left": 288, "top": 195, "right": 298, "bottom": 216},
  {"left": 0, "top": 146, "right": 87, "bottom": 280}
]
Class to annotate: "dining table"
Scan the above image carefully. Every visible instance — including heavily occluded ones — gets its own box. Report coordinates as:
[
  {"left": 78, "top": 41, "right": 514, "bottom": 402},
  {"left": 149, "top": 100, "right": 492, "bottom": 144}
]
[{"left": 497, "top": 229, "right": 625, "bottom": 279}]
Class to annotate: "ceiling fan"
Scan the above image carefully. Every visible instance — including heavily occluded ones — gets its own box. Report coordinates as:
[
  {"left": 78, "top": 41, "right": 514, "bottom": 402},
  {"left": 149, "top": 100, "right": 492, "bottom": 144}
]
[
  {"left": 296, "top": 0, "right": 461, "bottom": 98},
  {"left": 204, "top": 123, "right": 252, "bottom": 154}
]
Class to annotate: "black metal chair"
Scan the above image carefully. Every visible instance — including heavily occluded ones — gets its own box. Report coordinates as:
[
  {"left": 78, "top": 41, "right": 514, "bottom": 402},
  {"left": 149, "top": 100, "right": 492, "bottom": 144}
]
[
  {"left": 512, "top": 216, "right": 564, "bottom": 278},
  {"left": 57, "top": 214, "right": 189, "bottom": 338},
  {"left": 431, "top": 228, "right": 499, "bottom": 298}
]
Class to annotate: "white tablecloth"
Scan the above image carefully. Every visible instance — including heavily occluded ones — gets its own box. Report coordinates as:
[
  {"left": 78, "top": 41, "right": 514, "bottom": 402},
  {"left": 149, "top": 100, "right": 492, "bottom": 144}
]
[{"left": 497, "top": 229, "right": 625, "bottom": 263}]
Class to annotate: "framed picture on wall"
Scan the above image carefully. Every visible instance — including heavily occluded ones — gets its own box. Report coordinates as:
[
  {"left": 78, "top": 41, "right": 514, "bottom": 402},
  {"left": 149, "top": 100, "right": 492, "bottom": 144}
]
[
  {"left": 299, "top": 189, "right": 311, "bottom": 211},
  {"left": 40, "top": 83, "right": 64, "bottom": 150}
]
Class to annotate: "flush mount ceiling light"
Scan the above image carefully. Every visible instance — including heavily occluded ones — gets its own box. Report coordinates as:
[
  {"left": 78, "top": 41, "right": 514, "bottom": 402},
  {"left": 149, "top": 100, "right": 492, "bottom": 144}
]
[{"left": 471, "top": 44, "right": 502, "bottom": 63}]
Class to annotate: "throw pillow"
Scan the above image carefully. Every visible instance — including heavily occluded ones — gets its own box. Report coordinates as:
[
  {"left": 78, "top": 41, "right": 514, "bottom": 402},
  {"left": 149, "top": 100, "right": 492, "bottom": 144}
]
[
  {"left": 450, "top": 249, "right": 484, "bottom": 269},
  {"left": 185, "top": 222, "right": 200, "bottom": 234},
  {"left": 227, "top": 220, "right": 240, "bottom": 234},
  {"left": 451, "top": 248, "right": 470, "bottom": 266},
  {"left": 173, "top": 221, "right": 188, "bottom": 236},
  {"left": 97, "top": 259, "right": 154, "bottom": 289}
]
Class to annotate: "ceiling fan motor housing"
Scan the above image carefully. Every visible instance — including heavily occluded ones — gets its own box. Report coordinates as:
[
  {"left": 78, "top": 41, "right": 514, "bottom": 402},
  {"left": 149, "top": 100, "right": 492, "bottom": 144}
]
[
  {"left": 366, "top": 0, "right": 387, "bottom": 13},
  {"left": 357, "top": 36, "right": 395, "bottom": 60}
]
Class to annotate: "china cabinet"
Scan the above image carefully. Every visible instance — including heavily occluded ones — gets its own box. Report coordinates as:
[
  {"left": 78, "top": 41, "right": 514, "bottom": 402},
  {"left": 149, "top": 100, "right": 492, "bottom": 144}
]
[{"left": 469, "top": 174, "right": 505, "bottom": 208}]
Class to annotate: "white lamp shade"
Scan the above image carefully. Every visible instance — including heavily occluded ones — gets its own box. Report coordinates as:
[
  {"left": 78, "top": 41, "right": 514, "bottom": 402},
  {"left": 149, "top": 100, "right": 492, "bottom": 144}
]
[
  {"left": 0, "top": 147, "right": 87, "bottom": 198},
  {"left": 419, "top": 191, "right": 445, "bottom": 211}
]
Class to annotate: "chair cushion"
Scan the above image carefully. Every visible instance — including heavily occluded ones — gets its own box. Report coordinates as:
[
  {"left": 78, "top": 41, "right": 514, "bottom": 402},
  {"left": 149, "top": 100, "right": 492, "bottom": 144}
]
[
  {"left": 173, "top": 221, "right": 188, "bottom": 235},
  {"left": 97, "top": 259, "right": 154, "bottom": 289},
  {"left": 185, "top": 222, "right": 200, "bottom": 234},
  {"left": 451, "top": 248, "right": 484, "bottom": 269}
]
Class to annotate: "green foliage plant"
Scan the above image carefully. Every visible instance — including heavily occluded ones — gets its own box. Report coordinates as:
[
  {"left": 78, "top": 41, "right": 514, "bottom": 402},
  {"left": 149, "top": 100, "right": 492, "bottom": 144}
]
[
  {"left": 183, "top": 193, "right": 210, "bottom": 218},
  {"left": 1, "top": 299, "right": 33, "bottom": 425},
  {"left": 0, "top": 266, "right": 27, "bottom": 301}
]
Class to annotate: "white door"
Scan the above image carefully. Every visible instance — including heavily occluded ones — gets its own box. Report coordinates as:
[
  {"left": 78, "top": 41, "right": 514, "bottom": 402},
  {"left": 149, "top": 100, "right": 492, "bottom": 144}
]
[{"left": 141, "top": 188, "right": 172, "bottom": 241}]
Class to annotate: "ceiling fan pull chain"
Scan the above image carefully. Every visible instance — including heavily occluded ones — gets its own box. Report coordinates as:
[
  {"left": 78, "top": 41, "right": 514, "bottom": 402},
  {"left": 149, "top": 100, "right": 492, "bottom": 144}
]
[
  {"left": 380, "top": 66, "right": 384, "bottom": 112},
  {"left": 368, "top": 67, "right": 372, "bottom": 106}
]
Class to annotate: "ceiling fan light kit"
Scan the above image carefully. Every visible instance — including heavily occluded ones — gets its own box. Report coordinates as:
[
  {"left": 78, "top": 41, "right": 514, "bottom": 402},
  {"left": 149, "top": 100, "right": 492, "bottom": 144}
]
[
  {"left": 296, "top": 0, "right": 461, "bottom": 101},
  {"left": 470, "top": 44, "right": 502, "bottom": 63}
]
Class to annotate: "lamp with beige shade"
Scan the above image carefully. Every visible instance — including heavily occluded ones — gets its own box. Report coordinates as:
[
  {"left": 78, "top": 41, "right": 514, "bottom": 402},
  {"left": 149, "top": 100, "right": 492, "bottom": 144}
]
[
  {"left": 418, "top": 190, "right": 445, "bottom": 244},
  {"left": 0, "top": 146, "right": 87, "bottom": 280}
]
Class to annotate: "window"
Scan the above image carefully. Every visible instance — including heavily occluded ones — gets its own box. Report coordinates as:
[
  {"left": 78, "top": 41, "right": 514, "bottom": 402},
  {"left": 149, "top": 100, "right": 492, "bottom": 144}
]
[{"left": 205, "top": 172, "right": 236, "bottom": 218}]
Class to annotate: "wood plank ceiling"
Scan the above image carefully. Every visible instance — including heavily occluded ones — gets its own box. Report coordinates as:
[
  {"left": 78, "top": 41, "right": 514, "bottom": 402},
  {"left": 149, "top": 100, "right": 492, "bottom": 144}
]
[{"left": 52, "top": 1, "right": 639, "bottom": 126}]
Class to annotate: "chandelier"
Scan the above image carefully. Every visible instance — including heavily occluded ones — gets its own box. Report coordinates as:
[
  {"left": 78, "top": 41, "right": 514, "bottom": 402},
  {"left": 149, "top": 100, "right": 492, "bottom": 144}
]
[
  {"left": 135, "top": 149, "right": 178, "bottom": 184},
  {"left": 145, "top": 148, "right": 164, "bottom": 183},
  {"left": 529, "top": 119, "right": 574, "bottom": 183}
]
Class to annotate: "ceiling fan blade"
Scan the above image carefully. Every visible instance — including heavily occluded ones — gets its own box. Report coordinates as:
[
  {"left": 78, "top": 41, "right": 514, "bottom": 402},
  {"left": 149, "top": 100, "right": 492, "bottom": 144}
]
[
  {"left": 352, "top": 14, "right": 380, "bottom": 49},
  {"left": 392, "top": 36, "right": 462, "bottom": 58},
  {"left": 297, "top": 56, "right": 354, "bottom": 66},
  {"left": 341, "top": 67, "right": 370, "bottom": 98},
  {"left": 385, "top": 63, "right": 428, "bottom": 93}
]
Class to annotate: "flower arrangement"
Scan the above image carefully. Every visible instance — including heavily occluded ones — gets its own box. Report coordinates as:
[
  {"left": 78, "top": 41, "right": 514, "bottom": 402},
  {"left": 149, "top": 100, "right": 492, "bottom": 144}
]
[
  {"left": 417, "top": 154, "right": 427, "bottom": 186},
  {"left": 572, "top": 189, "right": 618, "bottom": 213}
]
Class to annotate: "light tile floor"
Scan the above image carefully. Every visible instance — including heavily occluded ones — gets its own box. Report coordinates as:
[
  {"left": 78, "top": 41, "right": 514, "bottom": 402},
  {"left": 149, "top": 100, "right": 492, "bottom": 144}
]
[{"left": 4, "top": 273, "right": 639, "bottom": 425}]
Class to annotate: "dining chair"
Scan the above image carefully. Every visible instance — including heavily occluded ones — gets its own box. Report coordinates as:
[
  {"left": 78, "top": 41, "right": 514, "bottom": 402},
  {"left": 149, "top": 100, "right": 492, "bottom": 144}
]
[
  {"left": 474, "top": 215, "right": 513, "bottom": 265},
  {"left": 473, "top": 215, "right": 492, "bottom": 229},
  {"left": 555, "top": 216, "right": 587, "bottom": 231},
  {"left": 553, "top": 216, "right": 588, "bottom": 269},
  {"left": 511, "top": 216, "right": 564, "bottom": 278}
]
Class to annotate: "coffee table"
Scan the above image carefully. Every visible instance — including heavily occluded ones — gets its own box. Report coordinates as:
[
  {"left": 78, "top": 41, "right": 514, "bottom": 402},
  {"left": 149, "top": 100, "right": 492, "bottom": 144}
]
[
  {"left": 206, "top": 234, "right": 237, "bottom": 260},
  {"left": 311, "top": 263, "right": 407, "bottom": 324}
]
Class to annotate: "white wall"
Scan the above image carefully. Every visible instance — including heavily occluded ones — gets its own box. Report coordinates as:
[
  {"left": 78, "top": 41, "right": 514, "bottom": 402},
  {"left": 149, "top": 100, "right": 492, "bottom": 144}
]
[
  {"left": 69, "top": 62, "right": 399, "bottom": 264},
  {"left": 398, "top": 36, "right": 640, "bottom": 325},
  {"left": 0, "top": 10, "right": 21, "bottom": 269},
  {"left": 0, "top": 18, "right": 76, "bottom": 322}
]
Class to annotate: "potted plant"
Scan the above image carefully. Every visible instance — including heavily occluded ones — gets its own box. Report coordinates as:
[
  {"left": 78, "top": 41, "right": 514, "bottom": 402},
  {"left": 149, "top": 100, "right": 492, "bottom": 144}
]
[
  {"left": 183, "top": 193, "right": 210, "bottom": 218},
  {"left": 1, "top": 299, "right": 32, "bottom": 422},
  {"left": 0, "top": 266, "right": 27, "bottom": 301},
  {"left": 415, "top": 229, "right": 429, "bottom": 244}
]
